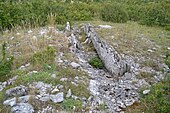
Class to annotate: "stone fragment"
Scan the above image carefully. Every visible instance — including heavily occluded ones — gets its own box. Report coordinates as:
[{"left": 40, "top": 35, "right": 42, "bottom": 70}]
[
  {"left": 51, "top": 74, "right": 56, "bottom": 79},
  {"left": 39, "top": 95, "right": 50, "bottom": 102},
  {"left": 143, "top": 89, "right": 150, "bottom": 95},
  {"left": 84, "top": 24, "right": 130, "bottom": 76},
  {"left": 66, "top": 89, "right": 71, "bottom": 98},
  {"left": 60, "top": 78, "right": 68, "bottom": 82},
  {"left": 51, "top": 87, "right": 59, "bottom": 93},
  {"left": 11, "top": 103, "right": 34, "bottom": 113},
  {"left": 89, "top": 80, "right": 99, "bottom": 95},
  {"left": 18, "top": 95, "right": 32, "bottom": 103},
  {"left": 98, "top": 25, "right": 112, "bottom": 29},
  {"left": 65, "top": 22, "right": 71, "bottom": 32},
  {"left": 6, "top": 86, "right": 28, "bottom": 98},
  {"left": 3, "top": 97, "right": 16, "bottom": 106},
  {"left": 50, "top": 92, "right": 64, "bottom": 103},
  {"left": 70, "top": 62, "right": 81, "bottom": 69}
]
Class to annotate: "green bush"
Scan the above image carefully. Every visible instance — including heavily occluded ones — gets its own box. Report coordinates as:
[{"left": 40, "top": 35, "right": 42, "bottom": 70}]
[
  {"left": 140, "top": 3, "right": 170, "bottom": 27},
  {"left": 89, "top": 57, "right": 104, "bottom": 69},
  {"left": 100, "top": 4, "right": 129, "bottom": 23},
  {"left": 62, "top": 99, "right": 82, "bottom": 111},
  {"left": 141, "top": 73, "right": 170, "bottom": 113},
  {"left": 30, "top": 46, "right": 55, "bottom": 66},
  {"left": 0, "top": 42, "right": 13, "bottom": 77},
  {"left": 165, "top": 53, "right": 170, "bottom": 68}
]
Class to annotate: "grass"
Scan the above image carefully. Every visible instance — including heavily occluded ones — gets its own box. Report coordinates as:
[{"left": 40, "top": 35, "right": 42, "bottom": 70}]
[
  {"left": 88, "top": 57, "right": 104, "bottom": 69},
  {"left": 126, "top": 73, "right": 170, "bottom": 113},
  {"left": 62, "top": 98, "right": 82, "bottom": 112},
  {"left": 81, "top": 21, "right": 170, "bottom": 72},
  {"left": 0, "top": 20, "right": 169, "bottom": 112},
  {"left": 0, "top": 26, "right": 67, "bottom": 70}
]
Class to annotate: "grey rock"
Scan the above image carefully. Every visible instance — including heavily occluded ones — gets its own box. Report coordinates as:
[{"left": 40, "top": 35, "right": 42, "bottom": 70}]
[
  {"left": 65, "top": 22, "right": 71, "bottom": 32},
  {"left": 98, "top": 25, "right": 112, "bottom": 29},
  {"left": 35, "top": 82, "right": 45, "bottom": 89},
  {"left": 71, "top": 95, "right": 79, "bottom": 100},
  {"left": 84, "top": 24, "right": 130, "bottom": 76},
  {"left": 7, "top": 76, "right": 18, "bottom": 85},
  {"left": 51, "top": 74, "right": 56, "bottom": 79},
  {"left": 89, "top": 80, "right": 99, "bottom": 95},
  {"left": 60, "top": 78, "right": 68, "bottom": 82},
  {"left": 124, "top": 99, "right": 135, "bottom": 107},
  {"left": 68, "top": 33, "right": 80, "bottom": 53},
  {"left": 11, "top": 103, "right": 34, "bottom": 113},
  {"left": 143, "top": 89, "right": 150, "bottom": 95},
  {"left": 6, "top": 85, "right": 28, "bottom": 98},
  {"left": 0, "top": 85, "right": 3, "bottom": 92},
  {"left": 70, "top": 62, "right": 81, "bottom": 69},
  {"left": 50, "top": 92, "right": 64, "bottom": 103},
  {"left": 51, "top": 87, "right": 59, "bottom": 93},
  {"left": 3, "top": 97, "right": 16, "bottom": 106},
  {"left": 18, "top": 95, "right": 32, "bottom": 103},
  {"left": 39, "top": 95, "right": 50, "bottom": 102},
  {"left": 66, "top": 89, "right": 72, "bottom": 98},
  {"left": 58, "top": 85, "right": 64, "bottom": 90}
]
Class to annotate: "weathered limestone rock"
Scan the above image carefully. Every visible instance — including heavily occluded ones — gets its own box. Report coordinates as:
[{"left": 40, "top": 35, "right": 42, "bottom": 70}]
[
  {"left": 68, "top": 33, "right": 79, "bottom": 53},
  {"left": 143, "top": 89, "right": 150, "bottom": 95},
  {"left": 11, "top": 103, "right": 34, "bottom": 113},
  {"left": 98, "top": 25, "right": 112, "bottom": 29},
  {"left": 65, "top": 22, "right": 71, "bottom": 32},
  {"left": 66, "top": 89, "right": 72, "bottom": 98},
  {"left": 50, "top": 92, "right": 64, "bottom": 103},
  {"left": 3, "top": 97, "right": 16, "bottom": 106},
  {"left": 70, "top": 62, "right": 81, "bottom": 69},
  {"left": 83, "top": 24, "right": 130, "bottom": 76},
  {"left": 6, "top": 85, "right": 28, "bottom": 98}
]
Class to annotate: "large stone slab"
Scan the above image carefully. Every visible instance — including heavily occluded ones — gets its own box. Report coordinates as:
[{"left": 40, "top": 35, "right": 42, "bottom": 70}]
[{"left": 83, "top": 24, "right": 130, "bottom": 76}]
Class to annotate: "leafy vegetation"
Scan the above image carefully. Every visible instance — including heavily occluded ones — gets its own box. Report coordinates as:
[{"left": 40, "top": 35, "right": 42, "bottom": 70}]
[
  {"left": 140, "top": 74, "right": 170, "bottom": 113},
  {"left": 100, "top": 4, "right": 129, "bottom": 23},
  {"left": 30, "top": 46, "right": 56, "bottom": 67},
  {"left": 62, "top": 98, "right": 82, "bottom": 111},
  {"left": 0, "top": 0, "right": 170, "bottom": 30},
  {"left": 165, "top": 53, "right": 170, "bottom": 68},
  {"left": 0, "top": 42, "right": 13, "bottom": 79},
  {"left": 89, "top": 57, "right": 104, "bottom": 69}
]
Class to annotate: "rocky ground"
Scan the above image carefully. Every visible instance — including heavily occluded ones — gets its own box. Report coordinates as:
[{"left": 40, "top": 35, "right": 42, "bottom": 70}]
[{"left": 0, "top": 22, "right": 169, "bottom": 113}]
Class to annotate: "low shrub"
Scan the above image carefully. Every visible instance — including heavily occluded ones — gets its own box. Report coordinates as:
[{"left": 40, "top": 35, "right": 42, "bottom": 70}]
[
  {"left": 89, "top": 57, "right": 104, "bottom": 69},
  {"left": 140, "top": 73, "right": 170, "bottom": 113},
  {"left": 62, "top": 99, "right": 82, "bottom": 111},
  {"left": 165, "top": 53, "right": 170, "bottom": 68},
  {"left": 30, "top": 46, "right": 55, "bottom": 66},
  {"left": 0, "top": 42, "right": 13, "bottom": 78},
  {"left": 140, "top": 3, "right": 170, "bottom": 27},
  {"left": 100, "top": 3, "right": 129, "bottom": 23}
]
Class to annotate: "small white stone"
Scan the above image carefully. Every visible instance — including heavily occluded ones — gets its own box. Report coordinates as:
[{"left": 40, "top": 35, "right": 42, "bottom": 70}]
[
  {"left": 70, "top": 62, "right": 81, "bottom": 69},
  {"left": 143, "top": 89, "right": 150, "bottom": 95},
  {"left": 3, "top": 97, "right": 16, "bottom": 106},
  {"left": 25, "top": 63, "right": 30, "bottom": 67},
  {"left": 51, "top": 74, "right": 56, "bottom": 79},
  {"left": 32, "top": 36, "right": 37, "bottom": 40},
  {"left": 60, "top": 78, "right": 68, "bottom": 82},
  {"left": 10, "top": 37, "right": 15, "bottom": 40},
  {"left": 147, "top": 49, "right": 153, "bottom": 52},
  {"left": 66, "top": 89, "right": 71, "bottom": 98},
  {"left": 98, "top": 25, "right": 112, "bottom": 29},
  {"left": 50, "top": 92, "right": 64, "bottom": 103},
  {"left": 51, "top": 88, "right": 59, "bottom": 93},
  {"left": 28, "top": 30, "right": 33, "bottom": 33}
]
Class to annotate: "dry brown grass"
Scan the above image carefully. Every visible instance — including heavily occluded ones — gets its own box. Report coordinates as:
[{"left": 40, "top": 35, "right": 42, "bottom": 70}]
[{"left": 0, "top": 26, "right": 69, "bottom": 70}]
